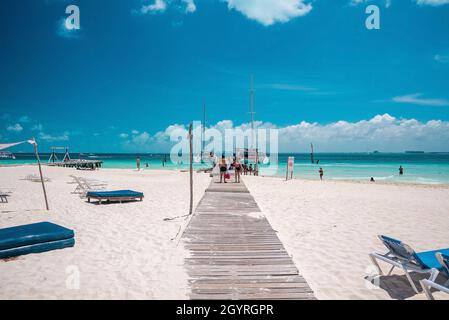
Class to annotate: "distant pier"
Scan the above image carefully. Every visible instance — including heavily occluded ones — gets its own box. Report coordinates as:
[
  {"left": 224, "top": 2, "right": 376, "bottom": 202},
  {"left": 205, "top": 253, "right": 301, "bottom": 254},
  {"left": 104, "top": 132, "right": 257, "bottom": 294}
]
[{"left": 48, "top": 159, "right": 103, "bottom": 170}]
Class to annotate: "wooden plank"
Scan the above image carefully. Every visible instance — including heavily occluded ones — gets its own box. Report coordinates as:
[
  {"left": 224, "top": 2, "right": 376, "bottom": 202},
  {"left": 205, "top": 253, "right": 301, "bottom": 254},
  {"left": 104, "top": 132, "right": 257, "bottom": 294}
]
[{"left": 181, "top": 178, "right": 315, "bottom": 300}]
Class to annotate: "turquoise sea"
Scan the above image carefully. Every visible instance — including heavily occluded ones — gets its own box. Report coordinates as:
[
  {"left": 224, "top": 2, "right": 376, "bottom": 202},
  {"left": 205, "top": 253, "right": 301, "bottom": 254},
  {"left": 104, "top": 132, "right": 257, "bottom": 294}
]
[{"left": 2, "top": 153, "right": 449, "bottom": 185}]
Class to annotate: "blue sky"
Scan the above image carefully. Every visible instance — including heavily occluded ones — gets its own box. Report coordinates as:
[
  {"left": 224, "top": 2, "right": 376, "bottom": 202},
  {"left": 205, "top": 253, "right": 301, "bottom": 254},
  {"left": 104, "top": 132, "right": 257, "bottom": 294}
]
[{"left": 1, "top": 0, "right": 449, "bottom": 152}]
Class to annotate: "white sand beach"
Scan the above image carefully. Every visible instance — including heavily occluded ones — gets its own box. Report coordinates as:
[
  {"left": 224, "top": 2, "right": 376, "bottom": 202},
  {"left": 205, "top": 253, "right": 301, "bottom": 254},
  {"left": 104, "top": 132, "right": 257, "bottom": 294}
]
[
  {"left": 1, "top": 165, "right": 449, "bottom": 300},
  {"left": 0, "top": 165, "right": 210, "bottom": 299},
  {"left": 244, "top": 176, "right": 449, "bottom": 300}
]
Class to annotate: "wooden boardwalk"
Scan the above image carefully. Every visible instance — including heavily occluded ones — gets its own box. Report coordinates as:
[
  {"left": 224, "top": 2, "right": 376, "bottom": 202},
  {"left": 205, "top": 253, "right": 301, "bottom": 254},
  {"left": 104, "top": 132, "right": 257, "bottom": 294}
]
[{"left": 182, "top": 177, "right": 315, "bottom": 300}]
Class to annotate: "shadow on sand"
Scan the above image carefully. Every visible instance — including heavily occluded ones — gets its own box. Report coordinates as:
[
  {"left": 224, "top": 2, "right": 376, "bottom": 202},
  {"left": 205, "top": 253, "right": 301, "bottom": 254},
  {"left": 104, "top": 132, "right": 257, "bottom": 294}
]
[{"left": 366, "top": 273, "right": 448, "bottom": 300}]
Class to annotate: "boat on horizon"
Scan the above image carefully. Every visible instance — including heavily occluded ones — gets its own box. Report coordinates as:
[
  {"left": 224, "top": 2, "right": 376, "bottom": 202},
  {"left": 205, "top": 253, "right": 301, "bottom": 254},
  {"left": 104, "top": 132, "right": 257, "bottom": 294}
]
[{"left": 0, "top": 151, "right": 16, "bottom": 160}]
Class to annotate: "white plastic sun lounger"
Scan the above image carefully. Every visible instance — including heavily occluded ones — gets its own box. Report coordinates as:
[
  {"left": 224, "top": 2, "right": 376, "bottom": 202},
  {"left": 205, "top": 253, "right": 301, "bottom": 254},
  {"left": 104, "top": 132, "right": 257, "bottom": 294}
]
[
  {"left": 369, "top": 235, "right": 449, "bottom": 293},
  {"left": 420, "top": 253, "right": 449, "bottom": 300},
  {"left": 69, "top": 175, "right": 107, "bottom": 198}
]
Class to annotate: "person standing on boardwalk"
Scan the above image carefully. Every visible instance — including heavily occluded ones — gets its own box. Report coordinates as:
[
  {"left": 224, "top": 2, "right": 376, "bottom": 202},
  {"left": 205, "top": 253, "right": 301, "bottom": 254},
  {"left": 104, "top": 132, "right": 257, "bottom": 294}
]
[
  {"left": 233, "top": 158, "right": 242, "bottom": 183},
  {"left": 136, "top": 157, "right": 141, "bottom": 171},
  {"left": 399, "top": 165, "right": 404, "bottom": 175},
  {"left": 219, "top": 155, "right": 227, "bottom": 183},
  {"left": 319, "top": 167, "right": 324, "bottom": 180}
]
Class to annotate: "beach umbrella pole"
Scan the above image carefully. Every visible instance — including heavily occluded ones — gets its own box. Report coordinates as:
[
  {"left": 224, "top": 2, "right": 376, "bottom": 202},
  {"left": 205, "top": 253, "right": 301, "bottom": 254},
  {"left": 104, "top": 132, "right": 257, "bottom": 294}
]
[{"left": 33, "top": 139, "right": 49, "bottom": 210}]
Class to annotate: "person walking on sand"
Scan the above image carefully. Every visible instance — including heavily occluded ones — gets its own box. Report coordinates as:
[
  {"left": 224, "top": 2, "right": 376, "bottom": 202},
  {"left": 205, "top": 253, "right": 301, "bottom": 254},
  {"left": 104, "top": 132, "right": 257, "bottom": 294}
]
[
  {"left": 233, "top": 158, "right": 242, "bottom": 183},
  {"left": 399, "top": 165, "right": 404, "bottom": 175},
  {"left": 319, "top": 167, "right": 324, "bottom": 180},
  {"left": 219, "top": 155, "right": 228, "bottom": 183},
  {"left": 136, "top": 157, "right": 141, "bottom": 171}
]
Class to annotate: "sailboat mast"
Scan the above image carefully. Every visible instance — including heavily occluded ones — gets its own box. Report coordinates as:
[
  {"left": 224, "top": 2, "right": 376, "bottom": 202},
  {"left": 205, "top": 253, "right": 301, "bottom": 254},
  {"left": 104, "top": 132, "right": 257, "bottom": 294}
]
[
  {"left": 201, "top": 100, "right": 206, "bottom": 161},
  {"left": 249, "top": 75, "right": 255, "bottom": 150}
]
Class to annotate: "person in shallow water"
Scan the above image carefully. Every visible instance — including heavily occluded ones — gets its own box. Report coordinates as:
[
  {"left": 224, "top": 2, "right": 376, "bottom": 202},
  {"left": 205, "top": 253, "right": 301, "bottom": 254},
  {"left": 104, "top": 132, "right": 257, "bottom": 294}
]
[
  {"left": 399, "top": 165, "right": 404, "bottom": 175},
  {"left": 136, "top": 157, "right": 141, "bottom": 171},
  {"left": 370, "top": 177, "right": 375, "bottom": 182},
  {"left": 319, "top": 167, "right": 324, "bottom": 180}
]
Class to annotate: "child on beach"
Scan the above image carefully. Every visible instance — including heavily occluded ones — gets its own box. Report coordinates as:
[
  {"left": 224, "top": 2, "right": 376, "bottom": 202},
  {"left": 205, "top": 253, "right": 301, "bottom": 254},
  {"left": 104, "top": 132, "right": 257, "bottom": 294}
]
[{"left": 319, "top": 167, "right": 324, "bottom": 180}]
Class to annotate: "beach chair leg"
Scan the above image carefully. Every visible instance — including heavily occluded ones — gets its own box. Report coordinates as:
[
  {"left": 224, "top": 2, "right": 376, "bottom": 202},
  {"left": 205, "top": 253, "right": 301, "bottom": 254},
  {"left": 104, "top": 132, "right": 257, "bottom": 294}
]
[
  {"left": 403, "top": 266, "right": 420, "bottom": 293},
  {"left": 420, "top": 280, "right": 435, "bottom": 300},
  {"left": 429, "top": 268, "right": 439, "bottom": 282},
  {"left": 88, "top": 197, "right": 90, "bottom": 203},
  {"left": 369, "top": 254, "right": 384, "bottom": 275}
]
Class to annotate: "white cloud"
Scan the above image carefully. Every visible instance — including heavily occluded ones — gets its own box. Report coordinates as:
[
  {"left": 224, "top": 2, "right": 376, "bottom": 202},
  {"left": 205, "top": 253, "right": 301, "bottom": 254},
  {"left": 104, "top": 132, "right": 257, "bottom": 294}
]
[
  {"left": 435, "top": 54, "right": 449, "bottom": 64},
  {"left": 351, "top": 0, "right": 448, "bottom": 6},
  {"left": 223, "top": 0, "right": 312, "bottom": 26},
  {"left": 350, "top": 0, "right": 392, "bottom": 7},
  {"left": 120, "top": 114, "right": 449, "bottom": 152},
  {"left": 260, "top": 83, "right": 316, "bottom": 92},
  {"left": 415, "top": 0, "right": 449, "bottom": 6},
  {"left": 392, "top": 93, "right": 449, "bottom": 106},
  {"left": 277, "top": 114, "right": 449, "bottom": 152},
  {"left": 139, "top": 0, "right": 168, "bottom": 14},
  {"left": 183, "top": 0, "right": 197, "bottom": 13},
  {"left": 39, "top": 131, "right": 70, "bottom": 142},
  {"left": 19, "top": 116, "right": 30, "bottom": 123},
  {"left": 31, "top": 124, "right": 43, "bottom": 131},
  {"left": 56, "top": 17, "right": 81, "bottom": 39},
  {"left": 131, "top": 129, "right": 140, "bottom": 135},
  {"left": 7, "top": 123, "right": 23, "bottom": 132},
  {"left": 119, "top": 133, "right": 129, "bottom": 138}
]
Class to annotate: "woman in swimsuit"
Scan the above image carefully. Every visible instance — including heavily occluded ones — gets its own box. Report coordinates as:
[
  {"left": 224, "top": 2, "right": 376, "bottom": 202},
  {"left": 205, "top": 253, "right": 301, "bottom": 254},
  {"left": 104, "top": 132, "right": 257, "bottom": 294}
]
[{"left": 233, "top": 158, "right": 242, "bottom": 183}]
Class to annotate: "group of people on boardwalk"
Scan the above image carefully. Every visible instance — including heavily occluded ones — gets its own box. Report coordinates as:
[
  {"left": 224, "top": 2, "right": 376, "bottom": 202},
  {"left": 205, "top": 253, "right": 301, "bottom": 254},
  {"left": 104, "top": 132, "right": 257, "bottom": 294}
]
[{"left": 217, "top": 155, "right": 258, "bottom": 184}]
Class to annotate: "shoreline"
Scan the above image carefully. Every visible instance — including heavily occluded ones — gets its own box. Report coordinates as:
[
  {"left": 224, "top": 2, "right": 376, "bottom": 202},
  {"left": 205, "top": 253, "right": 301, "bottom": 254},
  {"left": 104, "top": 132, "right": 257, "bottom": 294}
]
[{"left": 2, "top": 163, "right": 449, "bottom": 189}]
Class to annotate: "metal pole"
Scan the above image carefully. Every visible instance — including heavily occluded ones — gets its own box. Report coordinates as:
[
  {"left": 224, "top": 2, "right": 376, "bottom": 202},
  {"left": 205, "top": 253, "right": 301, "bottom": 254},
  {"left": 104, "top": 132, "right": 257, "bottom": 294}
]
[
  {"left": 33, "top": 139, "right": 49, "bottom": 210},
  {"left": 201, "top": 101, "right": 206, "bottom": 162},
  {"left": 189, "top": 123, "right": 193, "bottom": 215},
  {"left": 250, "top": 75, "right": 255, "bottom": 150}
]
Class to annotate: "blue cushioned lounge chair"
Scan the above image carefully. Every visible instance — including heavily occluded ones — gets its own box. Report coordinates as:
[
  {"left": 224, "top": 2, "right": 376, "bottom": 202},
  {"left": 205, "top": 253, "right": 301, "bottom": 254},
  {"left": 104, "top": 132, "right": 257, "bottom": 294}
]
[
  {"left": 420, "top": 253, "right": 449, "bottom": 300},
  {"left": 86, "top": 190, "right": 144, "bottom": 204},
  {"left": 0, "top": 222, "right": 75, "bottom": 259},
  {"left": 369, "top": 235, "right": 449, "bottom": 293}
]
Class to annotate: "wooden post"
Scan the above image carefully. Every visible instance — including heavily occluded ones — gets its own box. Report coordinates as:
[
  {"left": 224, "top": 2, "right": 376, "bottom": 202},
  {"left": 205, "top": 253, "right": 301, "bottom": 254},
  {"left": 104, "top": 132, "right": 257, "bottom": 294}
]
[
  {"left": 189, "top": 123, "right": 193, "bottom": 215},
  {"left": 33, "top": 139, "right": 49, "bottom": 210},
  {"left": 285, "top": 159, "right": 289, "bottom": 181}
]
